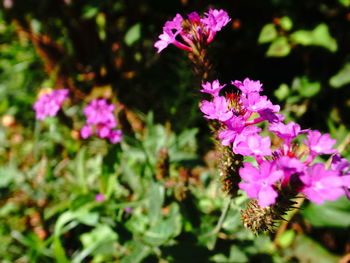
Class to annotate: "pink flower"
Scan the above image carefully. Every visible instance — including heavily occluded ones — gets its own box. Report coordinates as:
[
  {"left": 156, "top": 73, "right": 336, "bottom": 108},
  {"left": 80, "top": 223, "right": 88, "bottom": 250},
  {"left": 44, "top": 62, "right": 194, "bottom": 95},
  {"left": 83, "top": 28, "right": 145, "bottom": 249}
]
[
  {"left": 154, "top": 14, "right": 191, "bottom": 53},
  {"left": 231, "top": 78, "right": 263, "bottom": 94},
  {"left": 239, "top": 161, "right": 283, "bottom": 207},
  {"left": 233, "top": 133, "right": 272, "bottom": 157},
  {"left": 33, "top": 89, "right": 69, "bottom": 120},
  {"left": 269, "top": 121, "right": 309, "bottom": 147},
  {"left": 200, "top": 79, "right": 226, "bottom": 97},
  {"left": 200, "top": 96, "right": 233, "bottom": 122},
  {"left": 81, "top": 99, "right": 122, "bottom": 144},
  {"left": 240, "top": 92, "right": 279, "bottom": 114},
  {"left": 202, "top": 9, "right": 231, "bottom": 43},
  {"left": 95, "top": 194, "right": 105, "bottom": 202},
  {"left": 300, "top": 163, "right": 345, "bottom": 204},
  {"left": 304, "top": 130, "right": 337, "bottom": 156},
  {"left": 154, "top": 9, "right": 230, "bottom": 53}
]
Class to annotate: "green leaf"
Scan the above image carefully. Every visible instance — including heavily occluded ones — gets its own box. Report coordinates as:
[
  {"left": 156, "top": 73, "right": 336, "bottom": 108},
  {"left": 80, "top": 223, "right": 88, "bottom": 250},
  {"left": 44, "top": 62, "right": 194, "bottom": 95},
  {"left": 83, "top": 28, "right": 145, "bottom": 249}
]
[
  {"left": 290, "top": 24, "right": 337, "bottom": 52},
  {"left": 298, "top": 77, "right": 321, "bottom": 98},
  {"left": 291, "top": 234, "right": 341, "bottom": 263},
  {"left": 279, "top": 16, "right": 293, "bottom": 31},
  {"left": 266, "top": 37, "right": 291, "bottom": 57},
  {"left": 143, "top": 203, "right": 181, "bottom": 247},
  {"left": 148, "top": 181, "right": 165, "bottom": 223},
  {"left": 73, "top": 225, "right": 118, "bottom": 263},
  {"left": 339, "top": 0, "right": 350, "bottom": 7},
  {"left": 277, "top": 229, "right": 295, "bottom": 248},
  {"left": 258, "top": 24, "right": 278, "bottom": 44},
  {"left": 121, "top": 241, "right": 151, "bottom": 263},
  {"left": 274, "top": 83, "right": 290, "bottom": 101},
  {"left": 302, "top": 196, "right": 350, "bottom": 227},
  {"left": 82, "top": 5, "right": 99, "bottom": 19},
  {"left": 329, "top": 63, "right": 350, "bottom": 88},
  {"left": 124, "top": 23, "right": 141, "bottom": 46}
]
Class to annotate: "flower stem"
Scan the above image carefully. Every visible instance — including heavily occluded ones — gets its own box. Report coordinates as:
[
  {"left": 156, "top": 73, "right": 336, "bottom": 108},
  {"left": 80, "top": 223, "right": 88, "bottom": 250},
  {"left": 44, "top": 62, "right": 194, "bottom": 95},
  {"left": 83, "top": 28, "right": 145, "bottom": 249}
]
[{"left": 209, "top": 196, "right": 232, "bottom": 250}]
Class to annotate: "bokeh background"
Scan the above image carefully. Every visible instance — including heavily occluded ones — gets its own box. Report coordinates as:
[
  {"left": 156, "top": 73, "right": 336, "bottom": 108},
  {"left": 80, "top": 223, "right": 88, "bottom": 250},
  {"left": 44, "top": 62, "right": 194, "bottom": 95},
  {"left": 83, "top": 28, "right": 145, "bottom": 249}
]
[{"left": 1, "top": 0, "right": 350, "bottom": 262}]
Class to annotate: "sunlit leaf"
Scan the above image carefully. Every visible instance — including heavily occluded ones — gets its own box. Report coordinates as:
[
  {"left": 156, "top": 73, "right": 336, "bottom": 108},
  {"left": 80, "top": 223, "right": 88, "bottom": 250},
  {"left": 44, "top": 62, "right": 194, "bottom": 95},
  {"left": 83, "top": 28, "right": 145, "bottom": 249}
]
[
  {"left": 125, "top": 23, "right": 141, "bottom": 46},
  {"left": 258, "top": 24, "right": 278, "bottom": 44},
  {"left": 266, "top": 37, "right": 291, "bottom": 57},
  {"left": 329, "top": 63, "right": 350, "bottom": 88},
  {"left": 290, "top": 24, "right": 337, "bottom": 52}
]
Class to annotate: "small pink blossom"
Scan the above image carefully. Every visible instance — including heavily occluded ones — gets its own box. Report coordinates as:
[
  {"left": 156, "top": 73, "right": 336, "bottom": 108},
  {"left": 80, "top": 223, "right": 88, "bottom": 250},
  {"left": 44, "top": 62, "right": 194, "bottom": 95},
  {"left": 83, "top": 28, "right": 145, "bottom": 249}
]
[
  {"left": 81, "top": 99, "right": 122, "bottom": 144},
  {"left": 304, "top": 130, "right": 337, "bottom": 156},
  {"left": 300, "top": 163, "right": 345, "bottom": 204},
  {"left": 95, "top": 194, "right": 105, "bottom": 202},
  {"left": 239, "top": 161, "right": 283, "bottom": 207},
  {"left": 269, "top": 121, "right": 309, "bottom": 147},
  {"left": 33, "top": 89, "right": 69, "bottom": 120},
  {"left": 231, "top": 78, "right": 263, "bottom": 94},
  {"left": 200, "top": 96, "right": 233, "bottom": 122},
  {"left": 200, "top": 79, "right": 226, "bottom": 97}
]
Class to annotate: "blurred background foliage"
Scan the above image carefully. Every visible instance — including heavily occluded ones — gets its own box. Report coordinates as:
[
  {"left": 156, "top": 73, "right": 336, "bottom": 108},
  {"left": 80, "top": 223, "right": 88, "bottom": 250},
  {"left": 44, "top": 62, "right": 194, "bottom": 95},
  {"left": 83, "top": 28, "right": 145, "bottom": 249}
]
[{"left": 0, "top": 0, "right": 350, "bottom": 262}]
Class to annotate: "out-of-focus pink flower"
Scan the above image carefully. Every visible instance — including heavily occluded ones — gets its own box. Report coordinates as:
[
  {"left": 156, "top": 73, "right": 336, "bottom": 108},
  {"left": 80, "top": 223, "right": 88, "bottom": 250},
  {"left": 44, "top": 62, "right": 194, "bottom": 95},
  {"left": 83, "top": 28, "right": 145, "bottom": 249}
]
[
  {"left": 33, "top": 89, "right": 69, "bottom": 120},
  {"left": 95, "top": 194, "right": 105, "bottom": 202},
  {"left": 81, "top": 99, "right": 122, "bottom": 144}
]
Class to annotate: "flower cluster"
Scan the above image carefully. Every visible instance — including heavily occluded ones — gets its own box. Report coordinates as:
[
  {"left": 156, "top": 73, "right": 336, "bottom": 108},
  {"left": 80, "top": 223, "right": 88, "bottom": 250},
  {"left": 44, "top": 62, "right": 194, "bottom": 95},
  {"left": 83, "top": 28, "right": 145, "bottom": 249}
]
[
  {"left": 200, "top": 78, "right": 350, "bottom": 207},
  {"left": 154, "top": 9, "right": 231, "bottom": 53},
  {"left": 33, "top": 89, "right": 69, "bottom": 120},
  {"left": 80, "top": 99, "right": 122, "bottom": 144}
]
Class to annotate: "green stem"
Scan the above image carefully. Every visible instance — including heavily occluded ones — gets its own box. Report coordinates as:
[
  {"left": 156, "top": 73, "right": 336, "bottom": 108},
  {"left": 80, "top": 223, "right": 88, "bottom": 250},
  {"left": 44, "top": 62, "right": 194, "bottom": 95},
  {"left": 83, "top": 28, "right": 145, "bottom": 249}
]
[{"left": 209, "top": 196, "right": 232, "bottom": 250}]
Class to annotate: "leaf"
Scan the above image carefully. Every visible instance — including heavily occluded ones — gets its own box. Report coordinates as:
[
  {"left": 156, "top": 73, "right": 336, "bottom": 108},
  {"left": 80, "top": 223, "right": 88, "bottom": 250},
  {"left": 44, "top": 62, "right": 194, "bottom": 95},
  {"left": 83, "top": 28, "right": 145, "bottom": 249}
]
[
  {"left": 148, "top": 181, "right": 165, "bottom": 223},
  {"left": 266, "top": 37, "right": 291, "bottom": 57},
  {"left": 124, "top": 23, "right": 141, "bottom": 46},
  {"left": 298, "top": 77, "right": 321, "bottom": 98},
  {"left": 274, "top": 83, "right": 290, "bottom": 101},
  {"left": 302, "top": 196, "right": 350, "bottom": 227},
  {"left": 73, "top": 225, "right": 118, "bottom": 263},
  {"left": 121, "top": 241, "right": 151, "bottom": 263},
  {"left": 279, "top": 16, "right": 293, "bottom": 31},
  {"left": 276, "top": 229, "right": 295, "bottom": 248},
  {"left": 291, "top": 234, "right": 341, "bottom": 263},
  {"left": 329, "top": 63, "right": 350, "bottom": 88},
  {"left": 339, "top": 0, "right": 350, "bottom": 7},
  {"left": 290, "top": 24, "right": 337, "bottom": 52},
  {"left": 142, "top": 203, "right": 182, "bottom": 247},
  {"left": 258, "top": 24, "right": 278, "bottom": 44}
]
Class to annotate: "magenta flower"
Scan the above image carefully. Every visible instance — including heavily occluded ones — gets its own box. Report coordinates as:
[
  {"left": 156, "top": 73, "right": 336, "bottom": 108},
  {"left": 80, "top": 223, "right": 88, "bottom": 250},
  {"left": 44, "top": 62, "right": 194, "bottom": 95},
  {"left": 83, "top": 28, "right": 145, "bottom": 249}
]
[
  {"left": 95, "top": 194, "right": 105, "bottom": 202},
  {"left": 33, "top": 89, "right": 69, "bottom": 120},
  {"left": 81, "top": 99, "right": 122, "bottom": 144},
  {"left": 331, "top": 154, "right": 350, "bottom": 175},
  {"left": 200, "top": 79, "right": 226, "bottom": 97},
  {"left": 154, "top": 14, "right": 192, "bottom": 53},
  {"left": 231, "top": 78, "right": 263, "bottom": 94},
  {"left": 155, "top": 9, "right": 230, "bottom": 53},
  {"left": 269, "top": 121, "right": 309, "bottom": 147},
  {"left": 233, "top": 133, "right": 272, "bottom": 157},
  {"left": 202, "top": 9, "right": 231, "bottom": 43},
  {"left": 240, "top": 92, "right": 279, "bottom": 114},
  {"left": 304, "top": 130, "right": 337, "bottom": 156},
  {"left": 300, "top": 163, "right": 345, "bottom": 204},
  {"left": 218, "top": 116, "right": 246, "bottom": 145},
  {"left": 200, "top": 96, "right": 233, "bottom": 122},
  {"left": 239, "top": 161, "right": 284, "bottom": 207}
]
